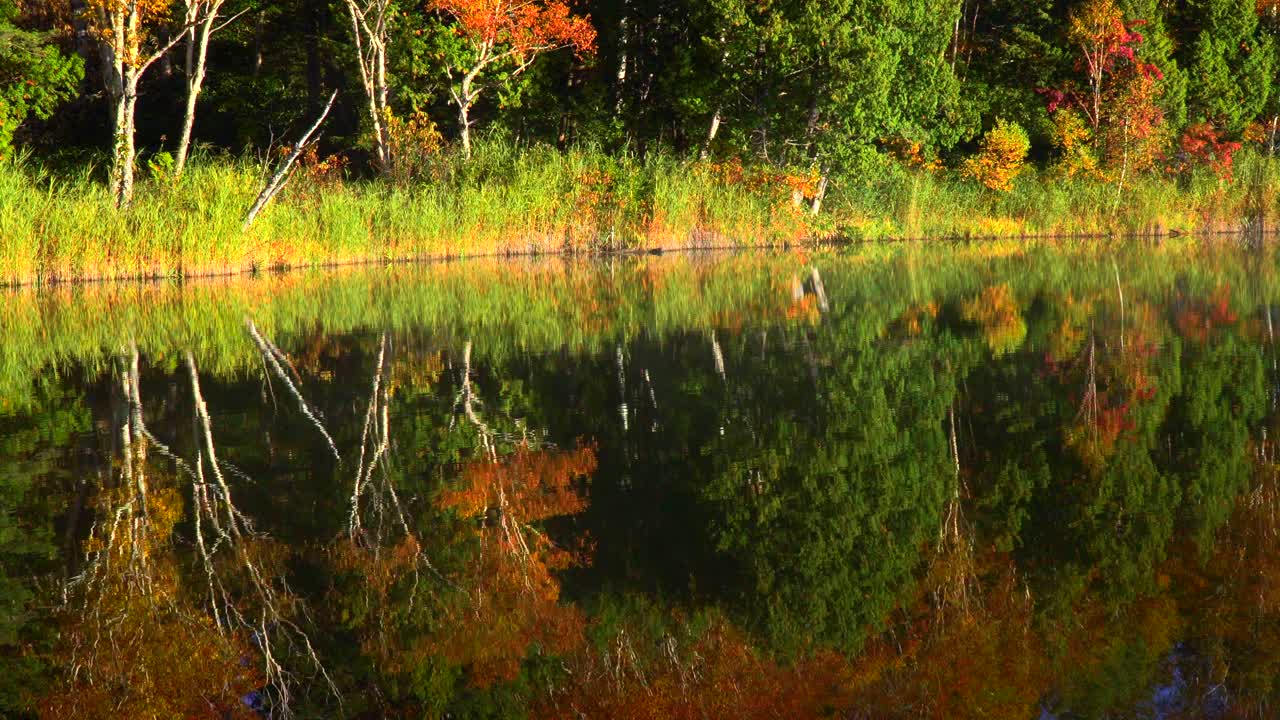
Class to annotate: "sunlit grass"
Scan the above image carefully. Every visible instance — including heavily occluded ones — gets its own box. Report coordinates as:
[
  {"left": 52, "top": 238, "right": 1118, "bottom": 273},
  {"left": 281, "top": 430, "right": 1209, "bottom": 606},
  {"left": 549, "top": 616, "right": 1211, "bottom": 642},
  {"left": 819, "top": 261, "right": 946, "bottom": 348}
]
[
  {"left": 0, "top": 142, "right": 815, "bottom": 285},
  {"left": 829, "top": 149, "right": 1280, "bottom": 240},
  {"left": 1, "top": 142, "right": 1277, "bottom": 285}
]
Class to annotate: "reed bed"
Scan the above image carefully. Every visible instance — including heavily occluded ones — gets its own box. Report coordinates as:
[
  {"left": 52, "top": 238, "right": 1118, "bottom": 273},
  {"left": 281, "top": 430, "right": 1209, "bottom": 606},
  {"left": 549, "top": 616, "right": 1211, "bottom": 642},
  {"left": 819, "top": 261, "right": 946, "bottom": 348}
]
[{"left": 1, "top": 140, "right": 1276, "bottom": 285}]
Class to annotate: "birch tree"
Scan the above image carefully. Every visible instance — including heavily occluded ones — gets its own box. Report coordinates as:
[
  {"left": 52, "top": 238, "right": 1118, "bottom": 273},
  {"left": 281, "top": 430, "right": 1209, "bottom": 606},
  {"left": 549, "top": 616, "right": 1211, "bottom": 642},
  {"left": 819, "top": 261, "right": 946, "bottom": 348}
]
[
  {"left": 428, "top": 0, "right": 596, "bottom": 157},
  {"left": 86, "top": 0, "right": 189, "bottom": 206},
  {"left": 172, "top": 0, "right": 244, "bottom": 178},
  {"left": 342, "top": 0, "right": 392, "bottom": 172},
  {"left": 45, "top": 346, "right": 335, "bottom": 717}
]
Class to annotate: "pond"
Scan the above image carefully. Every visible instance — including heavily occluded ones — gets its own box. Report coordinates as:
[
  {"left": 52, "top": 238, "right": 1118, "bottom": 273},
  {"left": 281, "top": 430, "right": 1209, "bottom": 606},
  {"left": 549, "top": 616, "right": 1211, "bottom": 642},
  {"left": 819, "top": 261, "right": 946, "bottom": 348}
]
[{"left": 1, "top": 242, "right": 1278, "bottom": 718}]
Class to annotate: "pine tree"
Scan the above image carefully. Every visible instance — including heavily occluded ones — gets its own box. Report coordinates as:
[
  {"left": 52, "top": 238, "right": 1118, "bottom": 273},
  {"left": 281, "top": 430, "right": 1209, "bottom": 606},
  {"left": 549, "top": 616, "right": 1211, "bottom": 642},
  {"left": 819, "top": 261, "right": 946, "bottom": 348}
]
[{"left": 1184, "top": 0, "right": 1277, "bottom": 134}]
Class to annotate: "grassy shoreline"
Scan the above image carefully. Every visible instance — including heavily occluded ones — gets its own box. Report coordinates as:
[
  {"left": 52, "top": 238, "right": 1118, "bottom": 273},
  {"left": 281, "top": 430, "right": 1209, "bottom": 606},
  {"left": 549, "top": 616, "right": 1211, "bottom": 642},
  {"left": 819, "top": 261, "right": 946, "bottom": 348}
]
[{"left": 2, "top": 142, "right": 1276, "bottom": 286}]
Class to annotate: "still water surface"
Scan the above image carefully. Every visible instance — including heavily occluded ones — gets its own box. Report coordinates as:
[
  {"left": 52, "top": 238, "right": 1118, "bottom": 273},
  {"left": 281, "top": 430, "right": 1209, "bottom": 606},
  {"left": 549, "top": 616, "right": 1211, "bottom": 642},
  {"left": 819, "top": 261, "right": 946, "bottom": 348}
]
[{"left": 2, "top": 245, "right": 1278, "bottom": 718}]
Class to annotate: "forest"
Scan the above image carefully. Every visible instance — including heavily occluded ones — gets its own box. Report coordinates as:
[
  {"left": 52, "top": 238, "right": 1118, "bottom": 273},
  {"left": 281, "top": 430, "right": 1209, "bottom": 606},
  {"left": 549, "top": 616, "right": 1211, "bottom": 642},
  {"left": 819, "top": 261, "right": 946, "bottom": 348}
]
[{"left": 2, "top": 0, "right": 1280, "bottom": 281}]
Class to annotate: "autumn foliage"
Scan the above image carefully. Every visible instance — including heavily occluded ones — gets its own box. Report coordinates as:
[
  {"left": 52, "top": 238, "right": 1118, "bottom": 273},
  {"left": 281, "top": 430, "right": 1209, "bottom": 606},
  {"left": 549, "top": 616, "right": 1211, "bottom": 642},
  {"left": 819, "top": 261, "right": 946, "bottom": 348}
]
[
  {"left": 1050, "top": 110, "right": 1103, "bottom": 179},
  {"left": 700, "top": 158, "right": 821, "bottom": 206},
  {"left": 1174, "top": 283, "right": 1238, "bottom": 345},
  {"left": 431, "top": 0, "right": 596, "bottom": 58},
  {"left": 434, "top": 445, "right": 597, "bottom": 686},
  {"left": 850, "top": 564, "right": 1049, "bottom": 720},
  {"left": 438, "top": 443, "right": 595, "bottom": 521},
  {"left": 1042, "top": 315, "right": 1162, "bottom": 471},
  {"left": 1057, "top": 0, "right": 1151, "bottom": 130},
  {"left": 961, "top": 120, "right": 1030, "bottom": 193},
  {"left": 1041, "top": 0, "right": 1167, "bottom": 178},
  {"left": 1180, "top": 122, "right": 1243, "bottom": 181},
  {"left": 38, "top": 481, "right": 261, "bottom": 719},
  {"left": 1099, "top": 64, "right": 1165, "bottom": 176},
  {"left": 427, "top": 0, "right": 596, "bottom": 155},
  {"left": 961, "top": 284, "right": 1027, "bottom": 356},
  {"left": 1172, "top": 449, "right": 1280, "bottom": 712},
  {"left": 83, "top": 0, "right": 177, "bottom": 65},
  {"left": 1243, "top": 117, "right": 1280, "bottom": 149},
  {"left": 532, "top": 614, "right": 852, "bottom": 720}
]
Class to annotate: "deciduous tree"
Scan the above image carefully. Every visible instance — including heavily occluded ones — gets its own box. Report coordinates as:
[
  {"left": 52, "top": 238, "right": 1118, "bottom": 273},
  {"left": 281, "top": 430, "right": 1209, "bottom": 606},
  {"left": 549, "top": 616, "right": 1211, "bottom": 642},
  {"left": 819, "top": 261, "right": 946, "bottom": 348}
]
[
  {"left": 85, "top": 0, "right": 189, "bottom": 205},
  {"left": 172, "top": 0, "right": 242, "bottom": 178},
  {"left": 342, "top": 0, "right": 393, "bottom": 172},
  {"left": 427, "top": 0, "right": 595, "bottom": 157},
  {"left": 0, "top": 0, "right": 82, "bottom": 156},
  {"left": 435, "top": 445, "right": 596, "bottom": 685},
  {"left": 960, "top": 120, "right": 1031, "bottom": 193}
]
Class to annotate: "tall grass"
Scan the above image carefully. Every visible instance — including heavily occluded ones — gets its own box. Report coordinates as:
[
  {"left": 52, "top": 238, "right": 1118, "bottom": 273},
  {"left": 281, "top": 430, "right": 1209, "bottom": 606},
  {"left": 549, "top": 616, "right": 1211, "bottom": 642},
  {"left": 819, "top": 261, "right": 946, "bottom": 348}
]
[
  {"left": 1, "top": 140, "right": 1277, "bottom": 284},
  {"left": 829, "top": 148, "right": 1280, "bottom": 240},
  {"left": 0, "top": 142, "right": 811, "bottom": 285}
]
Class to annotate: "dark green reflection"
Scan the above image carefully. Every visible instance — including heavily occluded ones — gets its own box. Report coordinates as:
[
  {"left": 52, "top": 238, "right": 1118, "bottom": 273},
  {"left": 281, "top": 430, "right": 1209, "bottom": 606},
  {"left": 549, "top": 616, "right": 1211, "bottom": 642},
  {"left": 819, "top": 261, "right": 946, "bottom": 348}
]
[{"left": 3, "top": 245, "right": 1280, "bottom": 718}]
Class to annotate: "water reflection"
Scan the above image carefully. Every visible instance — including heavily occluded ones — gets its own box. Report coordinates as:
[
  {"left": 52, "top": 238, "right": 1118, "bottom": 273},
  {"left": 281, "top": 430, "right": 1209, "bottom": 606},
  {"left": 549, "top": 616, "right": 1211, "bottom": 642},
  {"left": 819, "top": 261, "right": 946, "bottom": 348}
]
[{"left": 2, "top": 247, "right": 1280, "bottom": 718}]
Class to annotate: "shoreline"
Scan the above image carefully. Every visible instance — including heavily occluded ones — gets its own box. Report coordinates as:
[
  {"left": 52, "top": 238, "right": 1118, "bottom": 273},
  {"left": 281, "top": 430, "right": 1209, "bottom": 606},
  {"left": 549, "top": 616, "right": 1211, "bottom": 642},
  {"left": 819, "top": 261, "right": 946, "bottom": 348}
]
[
  {"left": 2, "top": 227, "right": 1270, "bottom": 290},
  {"left": 3, "top": 148, "right": 1275, "bottom": 288}
]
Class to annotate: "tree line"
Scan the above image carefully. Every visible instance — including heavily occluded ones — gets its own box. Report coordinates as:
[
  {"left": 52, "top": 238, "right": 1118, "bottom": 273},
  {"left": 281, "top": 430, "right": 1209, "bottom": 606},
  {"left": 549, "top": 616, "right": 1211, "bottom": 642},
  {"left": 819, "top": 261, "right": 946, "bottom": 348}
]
[{"left": 1, "top": 0, "right": 1278, "bottom": 207}]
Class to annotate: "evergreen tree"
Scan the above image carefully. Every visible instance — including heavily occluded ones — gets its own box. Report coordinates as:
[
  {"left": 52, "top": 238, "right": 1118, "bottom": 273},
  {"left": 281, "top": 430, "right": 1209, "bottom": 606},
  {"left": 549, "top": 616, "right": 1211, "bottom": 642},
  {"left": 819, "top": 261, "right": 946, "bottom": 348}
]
[
  {"left": 1183, "top": 0, "right": 1278, "bottom": 134},
  {"left": 1122, "top": 0, "right": 1188, "bottom": 131}
]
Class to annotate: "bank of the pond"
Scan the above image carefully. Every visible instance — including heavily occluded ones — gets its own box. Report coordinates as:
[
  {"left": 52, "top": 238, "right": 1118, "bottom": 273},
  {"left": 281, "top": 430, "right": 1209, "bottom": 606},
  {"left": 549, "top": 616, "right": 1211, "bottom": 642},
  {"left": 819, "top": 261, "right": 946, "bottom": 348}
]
[{"left": 2, "top": 144, "right": 1276, "bottom": 286}]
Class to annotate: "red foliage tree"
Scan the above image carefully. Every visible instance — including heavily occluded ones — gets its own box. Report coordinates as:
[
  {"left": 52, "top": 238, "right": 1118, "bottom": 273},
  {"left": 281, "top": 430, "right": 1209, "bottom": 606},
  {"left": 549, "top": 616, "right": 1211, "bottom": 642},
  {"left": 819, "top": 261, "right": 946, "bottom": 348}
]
[
  {"left": 850, "top": 566, "right": 1051, "bottom": 720},
  {"left": 1041, "top": 0, "right": 1166, "bottom": 188},
  {"left": 434, "top": 445, "right": 597, "bottom": 686},
  {"left": 1044, "top": 0, "right": 1151, "bottom": 132},
  {"left": 532, "top": 614, "right": 852, "bottom": 720},
  {"left": 1181, "top": 122, "right": 1244, "bottom": 181},
  {"left": 1174, "top": 284, "right": 1238, "bottom": 345},
  {"left": 428, "top": 0, "right": 596, "bottom": 157}
]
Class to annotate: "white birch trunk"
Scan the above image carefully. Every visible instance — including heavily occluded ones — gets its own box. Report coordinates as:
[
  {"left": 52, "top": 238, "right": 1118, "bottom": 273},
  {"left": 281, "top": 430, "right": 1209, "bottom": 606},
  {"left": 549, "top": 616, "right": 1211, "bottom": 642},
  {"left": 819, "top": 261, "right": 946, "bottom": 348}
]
[
  {"left": 613, "top": 2, "right": 629, "bottom": 116},
  {"left": 459, "top": 101, "right": 472, "bottom": 158},
  {"left": 175, "top": 0, "right": 233, "bottom": 178},
  {"left": 811, "top": 172, "right": 828, "bottom": 215},
  {"left": 700, "top": 107, "right": 721, "bottom": 160},
  {"left": 453, "top": 46, "right": 488, "bottom": 160},
  {"left": 96, "top": 0, "right": 191, "bottom": 206},
  {"left": 344, "top": 0, "right": 392, "bottom": 172},
  {"left": 112, "top": 73, "right": 140, "bottom": 207}
]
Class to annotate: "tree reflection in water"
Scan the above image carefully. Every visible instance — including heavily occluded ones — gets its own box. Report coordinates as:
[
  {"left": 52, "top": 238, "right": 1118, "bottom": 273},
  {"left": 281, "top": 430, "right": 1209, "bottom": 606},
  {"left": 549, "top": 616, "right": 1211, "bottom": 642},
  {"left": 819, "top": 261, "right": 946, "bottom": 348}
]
[{"left": 4, "top": 251, "right": 1280, "bottom": 717}]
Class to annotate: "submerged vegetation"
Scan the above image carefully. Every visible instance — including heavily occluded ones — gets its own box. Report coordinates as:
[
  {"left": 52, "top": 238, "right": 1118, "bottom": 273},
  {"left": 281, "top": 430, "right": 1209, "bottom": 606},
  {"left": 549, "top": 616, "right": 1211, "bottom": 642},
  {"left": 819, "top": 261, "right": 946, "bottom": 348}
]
[{"left": 4, "top": 0, "right": 1280, "bottom": 280}]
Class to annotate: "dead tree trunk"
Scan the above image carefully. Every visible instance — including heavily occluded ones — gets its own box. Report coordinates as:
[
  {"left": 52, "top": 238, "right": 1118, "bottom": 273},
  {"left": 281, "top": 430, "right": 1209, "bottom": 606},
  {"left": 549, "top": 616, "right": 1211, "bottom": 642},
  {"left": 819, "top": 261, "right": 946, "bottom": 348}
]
[
  {"left": 243, "top": 90, "right": 337, "bottom": 229},
  {"left": 246, "top": 319, "right": 342, "bottom": 460}
]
